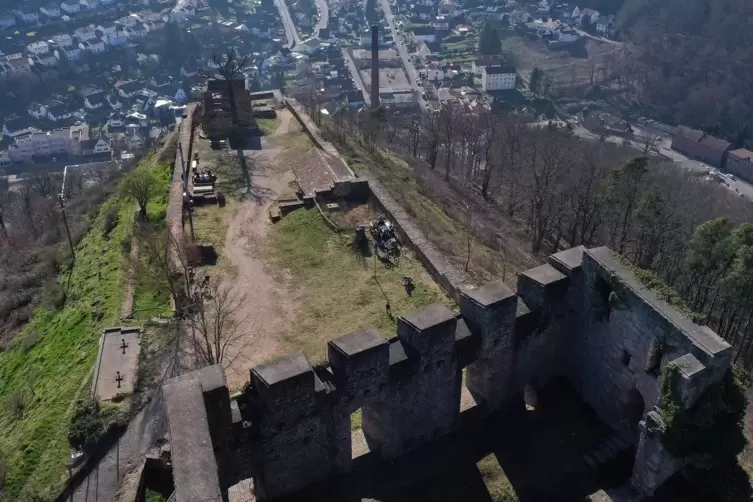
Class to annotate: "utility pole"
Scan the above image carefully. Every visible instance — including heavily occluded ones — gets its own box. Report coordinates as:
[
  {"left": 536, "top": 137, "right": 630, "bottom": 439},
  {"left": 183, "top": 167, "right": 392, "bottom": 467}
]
[{"left": 59, "top": 166, "right": 76, "bottom": 261}]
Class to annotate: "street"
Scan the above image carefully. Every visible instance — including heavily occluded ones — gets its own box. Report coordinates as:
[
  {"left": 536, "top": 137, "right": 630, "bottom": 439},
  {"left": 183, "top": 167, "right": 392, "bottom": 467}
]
[
  {"left": 314, "top": 0, "right": 328, "bottom": 38},
  {"left": 378, "top": 0, "right": 428, "bottom": 112},
  {"left": 275, "top": 0, "right": 301, "bottom": 48}
]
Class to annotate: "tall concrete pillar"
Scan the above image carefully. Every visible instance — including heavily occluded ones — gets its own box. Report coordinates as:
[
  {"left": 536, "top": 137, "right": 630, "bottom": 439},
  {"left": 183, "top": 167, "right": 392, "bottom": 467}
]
[{"left": 371, "top": 25, "right": 380, "bottom": 110}]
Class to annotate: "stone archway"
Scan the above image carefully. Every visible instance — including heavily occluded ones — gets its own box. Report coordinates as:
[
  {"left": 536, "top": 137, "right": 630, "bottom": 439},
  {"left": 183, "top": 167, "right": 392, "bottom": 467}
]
[{"left": 623, "top": 388, "right": 646, "bottom": 428}]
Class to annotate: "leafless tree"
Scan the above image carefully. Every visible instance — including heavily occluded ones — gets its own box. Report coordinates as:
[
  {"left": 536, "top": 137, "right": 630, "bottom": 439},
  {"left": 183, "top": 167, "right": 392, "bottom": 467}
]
[{"left": 190, "top": 277, "right": 255, "bottom": 367}]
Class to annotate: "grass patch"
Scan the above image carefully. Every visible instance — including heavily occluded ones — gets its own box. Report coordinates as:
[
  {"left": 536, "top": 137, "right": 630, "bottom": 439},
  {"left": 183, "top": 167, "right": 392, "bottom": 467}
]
[
  {"left": 256, "top": 117, "right": 279, "bottom": 136},
  {"left": 0, "top": 153, "right": 171, "bottom": 500},
  {"left": 266, "top": 209, "right": 453, "bottom": 361},
  {"left": 192, "top": 200, "right": 237, "bottom": 260},
  {"left": 477, "top": 454, "right": 520, "bottom": 502},
  {"left": 351, "top": 408, "right": 362, "bottom": 431},
  {"left": 0, "top": 197, "right": 136, "bottom": 501}
]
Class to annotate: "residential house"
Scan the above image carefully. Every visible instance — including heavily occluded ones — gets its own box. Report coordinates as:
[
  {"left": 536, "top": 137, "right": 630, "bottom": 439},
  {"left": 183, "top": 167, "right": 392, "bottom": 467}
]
[
  {"left": 52, "top": 34, "right": 74, "bottom": 47},
  {"left": 578, "top": 8, "right": 600, "bottom": 26},
  {"left": 537, "top": 0, "right": 550, "bottom": 13},
  {"left": 344, "top": 90, "right": 364, "bottom": 108},
  {"left": 431, "top": 16, "right": 449, "bottom": 31},
  {"left": 74, "top": 25, "right": 98, "bottom": 41},
  {"left": 437, "top": 3, "right": 462, "bottom": 18},
  {"left": 27, "top": 102, "right": 49, "bottom": 119},
  {"left": 69, "top": 122, "right": 90, "bottom": 154},
  {"left": 79, "top": 0, "right": 99, "bottom": 9},
  {"left": 426, "top": 62, "right": 443, "bottom": 81},
  {"left": 323, "top": 76, "right": 353, "bottom": 93},
  {"left": 415, "top": 40, "right": 443, "bottom": 57},
  {"left": 30, "top": 129, "right": 71, "bottom": 157},
  {"left": 47, "top": 102, "right": 76, "bottom": 121},
  {"left": 726, "top": 149, "right": 753, "bottom": 184},
  {"left": 3, "top": 116, "right": 41, "bottom": 138},
  {"left": 27, "top": 41, "right": 50, "bottom": 55},
  {"left": 97, "top": 24, "right": 117, "bottom": 36},
  {"left": 1, "top": 53, "right": 33, "bottom": 77},
  {"left": 481, "top": 65, "right": 516, "bottom": 91},
  {"left": 100, "top": 27, "right": 129, "bottom": 46},
  {"left": 472, "top": 56, "right": 502, "bottom": 76},
  {"left": 116, "top": 79, "right": 145, "bottom": 98},
  {"left": 126, "top": 130, "right": 144, "bottom": 150},
  {"left": 126, "top": 23, "right": 148, "bottom": 38},
  {"left": 60, "top": 1, "right": 81, "bottom": 13},
  {"left": 571, "top": 6, "right": 580, "bottom": 19},
  {"left": 55, "top": 44, "right": 83, "bottom": 60},
  {"left": 595, "top": 15, "right": 615, "bottom": 35},
  {"left": 13, "top": 9, "right": 39, "bottom": 23},
  {"left": 412, "top": 26, "right": 437, "bottom": 43},
  {"left": 416, "top": 0, "right": 435, "bottom": 6},
  {"left": 0, "top": 152, "right": 12, "bottom": 167},
  {"left": 40, "top": 4, "right": 62, "bottom": 18},
  {"left": 84, "top": 90, "right": 107, "bottom": 109},
  {"left": 410, "top": 5, "right": 433, "bottom": 21},
  {"left": 8, "top": 137, "right": 35, "bottom": 162},
  {"left": 80, "top": 39, "right": 105, "bottom": 53},
  {"left": 0, "top": 13, "right": 16, "bottom": 28},
  {"left": 671, "top": 125, "right": 731, "bottom": 168},
  {"left": 156, "top": 83, "right": 186, "bottom": 102},
  {"left": 84, "top": 136, "right": 112, "bottom": 154}
]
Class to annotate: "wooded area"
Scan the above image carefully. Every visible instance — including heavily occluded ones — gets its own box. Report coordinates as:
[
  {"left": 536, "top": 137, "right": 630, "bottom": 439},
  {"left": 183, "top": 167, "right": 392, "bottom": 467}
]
[
  {"left": 607, "top": 0, "right": 753, "bottom": 146},
  {"left": 326, "top": 104, "right": 753, "bottom": 367}
]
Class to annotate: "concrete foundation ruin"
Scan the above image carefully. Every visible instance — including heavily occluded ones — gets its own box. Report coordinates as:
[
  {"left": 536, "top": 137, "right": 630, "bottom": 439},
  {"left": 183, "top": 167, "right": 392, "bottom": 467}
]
[{"left": 162, "top": 246, "right": 732, "bottom": 501}]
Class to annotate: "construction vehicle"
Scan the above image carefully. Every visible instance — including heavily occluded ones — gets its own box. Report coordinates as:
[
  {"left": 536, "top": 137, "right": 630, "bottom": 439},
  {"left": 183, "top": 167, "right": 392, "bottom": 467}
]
[{"left": 370, "top": 216, "right": 400, "bottom": 264}]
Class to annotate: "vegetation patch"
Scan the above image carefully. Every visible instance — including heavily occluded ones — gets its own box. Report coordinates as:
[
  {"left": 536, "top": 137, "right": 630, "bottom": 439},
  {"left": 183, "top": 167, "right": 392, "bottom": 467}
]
[
  {"left": 265, "top": 209, "right": 453, "bottom": 360},
  {"left": 476, "top": 454, "right": 519, "bottom": 501},
  {"left": 658, "top": 363, "right": 748, "bottom": 462}
]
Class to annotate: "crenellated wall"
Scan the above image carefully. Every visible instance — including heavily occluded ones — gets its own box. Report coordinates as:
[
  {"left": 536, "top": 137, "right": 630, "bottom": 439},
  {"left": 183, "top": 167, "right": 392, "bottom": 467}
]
[{"left": 163, "top": 246, "right": 732, "bottom": 502}]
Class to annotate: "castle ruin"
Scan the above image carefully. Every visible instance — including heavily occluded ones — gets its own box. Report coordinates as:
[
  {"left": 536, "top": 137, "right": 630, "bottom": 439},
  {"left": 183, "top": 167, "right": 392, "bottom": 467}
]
[{"left": 162, "top": 245, "right": 732, "bottom": 501}]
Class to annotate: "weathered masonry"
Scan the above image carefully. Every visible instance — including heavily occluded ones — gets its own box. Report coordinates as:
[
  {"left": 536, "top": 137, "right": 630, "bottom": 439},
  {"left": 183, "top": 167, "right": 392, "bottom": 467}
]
[{"left": 163, "top": 246, "right": 732, "bottom": 501}]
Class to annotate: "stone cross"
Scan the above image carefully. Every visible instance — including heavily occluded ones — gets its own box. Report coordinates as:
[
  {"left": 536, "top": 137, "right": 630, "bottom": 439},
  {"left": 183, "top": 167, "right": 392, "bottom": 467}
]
[
  {"left": 120, "top": 338, "right": 128, "bottom": 355},
  {"left": 115, "top": 371, "right": 124, "bottom": 389}
]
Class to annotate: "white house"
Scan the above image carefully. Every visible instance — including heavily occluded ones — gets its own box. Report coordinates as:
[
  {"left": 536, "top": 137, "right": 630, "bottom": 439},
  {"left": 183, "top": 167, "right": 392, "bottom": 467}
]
[
  {"left": 60, "top": 1, "right": 81, "bottom": 13},
  {"left": 412, "top": 26, "right": 437, "bottom": 43},
  {"left": 431, "top": 16, "right": 449, "bottom": 31},
  {"left": 80, "top": 39, "right": 105, "bottom": 52},
  {"left": 13, "top": 9, "right": 39, "bottom": 23},
  {"left": 55, "top": 45, "right": 83, "bottom": 60},
  {"left": 74, "top": 25, "right": 97, "bottom": 41},
  {"left": 47, "top": 102, "right": 76, "bottom": 121},
  {"left": 426, "top": 62, "right": 444, "bottom": 81},
  {"left": 40, "top": 4, "right": 62, "bottom": 18},
  {"left": 481, "top": 65, "right": 516, "bottom": 91},
  {"left": 27, "top": 41, "right": 50, "bottom": 55},
  {"left": 101, "top": 29, "right": 129, "bottom": 46},
  {"left": 27, "top": 102, "right": 49, "bottom": 120},
  {"left": 92, "top": 137, "right": 111, "bottom": 153},
  {"left": 84, "top": 90, "right": 106, "bottom": 109},
  {"left": 79, "top": 0, "right": 99, "bottom": 9},
  {"left": 0, "top": 14, "right": 16, "bottom": 28},
  {"left": 579, "top": 8, "right": 600, "bottom": 25},
  {"left": 125, "top": 23, "right": 147, "bottom": 38},
  {"left": 97, "top": 24, "right": 116, "bottom": 36},
  {"left": 571, "top": 6, "right": 580, "bottom": 20},
  {"left": 472, "top": 56, "right": 502, "bottom": 76}
]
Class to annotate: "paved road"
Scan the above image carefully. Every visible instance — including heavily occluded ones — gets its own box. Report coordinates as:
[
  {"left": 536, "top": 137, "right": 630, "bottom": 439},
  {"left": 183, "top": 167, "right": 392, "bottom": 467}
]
[
  {"left": 343, "top": 48, "right": 371, "bottom": 107},
  {"left": 314, "top": 0, "right": 328, "bottom": 38},
  {"left": 275, "top": 0, "right": 301, "bottom": 48},
  {"left": 378, "top": 0, "right": 428, "bottom": 112}
]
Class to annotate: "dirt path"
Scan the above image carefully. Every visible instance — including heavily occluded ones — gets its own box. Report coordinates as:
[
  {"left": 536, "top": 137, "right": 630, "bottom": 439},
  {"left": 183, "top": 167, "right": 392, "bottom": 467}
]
[{"left": 221, "top": 111, "right": 299, "bottom": 388}]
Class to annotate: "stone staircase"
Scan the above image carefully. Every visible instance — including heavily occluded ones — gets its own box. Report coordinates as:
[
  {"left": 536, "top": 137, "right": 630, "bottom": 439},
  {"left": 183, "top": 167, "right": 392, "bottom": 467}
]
[{"left": 583, "top": 430, "right": 640, "bottom": 470}]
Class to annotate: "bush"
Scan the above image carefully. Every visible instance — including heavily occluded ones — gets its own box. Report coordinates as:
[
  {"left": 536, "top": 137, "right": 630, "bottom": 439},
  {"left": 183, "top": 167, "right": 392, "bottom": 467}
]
[
  {"left": 102, "top": 205, "right": 120, "bottom": 238},
  {"left": 121, "top": 235, "right": 132, "bottom": 255},
  {"left": 5, "top": 392, "right": 26, "bottom": 421},
  {"left": 21, "top": 331, "right": 39, "bottom": 352},
  {"left": 42, "top": 282, "right": 67, "bottom": 310},
  {"left": 68, "top": 397, "right": 104, "bottom": 452}
]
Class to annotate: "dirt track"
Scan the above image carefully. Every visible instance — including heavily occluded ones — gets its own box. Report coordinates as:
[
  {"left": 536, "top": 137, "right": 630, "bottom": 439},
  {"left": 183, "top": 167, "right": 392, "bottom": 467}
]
[{"left": 221, "top": 111, "right": 299, "bottom": 388}]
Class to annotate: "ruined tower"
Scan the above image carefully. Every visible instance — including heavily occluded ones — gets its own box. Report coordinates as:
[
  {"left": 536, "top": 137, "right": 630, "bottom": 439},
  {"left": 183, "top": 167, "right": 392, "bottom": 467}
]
[{"left": 371, "top": 25, "right": 380, "bottom": 110}]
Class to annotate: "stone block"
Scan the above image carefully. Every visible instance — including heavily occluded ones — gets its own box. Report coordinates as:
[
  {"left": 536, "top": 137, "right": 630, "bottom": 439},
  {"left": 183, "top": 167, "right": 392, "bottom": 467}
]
[
  {"left": 517, "top": 263, "right": 569, "bottom": 318},
  {"left": 328, "top": 327, "right": 389, "bottom": 406},
  {"left": 397, "top": 303, "right": 457, "bottom": 356},
  {"left": 669, "top": 353, "right": 708, "bottom": 409},
  {"left": 548, "top": 245, "right": 586, "bottom": 277},
  {"left": 251, "top": 352, "right": 315, "bottom": 409}
]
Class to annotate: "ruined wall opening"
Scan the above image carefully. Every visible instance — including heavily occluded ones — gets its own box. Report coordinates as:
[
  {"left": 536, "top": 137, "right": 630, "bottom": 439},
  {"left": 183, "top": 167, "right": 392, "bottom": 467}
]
[
  {"left": 623, "top": 388, "right": 646, "bottom": 429},
  {"left": 523, "top": 384, "right": 538, "bottom": 412},
  {"left": 350, "top": 407, "right": 364, "bottom": 460}
]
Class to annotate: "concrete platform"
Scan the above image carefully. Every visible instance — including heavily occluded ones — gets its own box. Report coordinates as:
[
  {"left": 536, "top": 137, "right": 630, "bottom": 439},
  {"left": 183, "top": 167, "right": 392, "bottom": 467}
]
[{"left": 92, "top": 327, "right": 141, "bottom": 401}]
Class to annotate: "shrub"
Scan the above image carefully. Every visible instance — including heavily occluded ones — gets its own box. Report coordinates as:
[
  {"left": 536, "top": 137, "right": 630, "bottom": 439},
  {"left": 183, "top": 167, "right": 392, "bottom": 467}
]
[
  {"left": 21, "top": 331, "right": 39, "bottom": 352},
  {"left": 68, "top": 397, "right": 104, "bottom": 452},
  {"left": 42, "top": 282, "right": 67, "bottom": 310},
  {"left": 102, "top": 205, "right": 120, "bottom": 238},
  {"left": 121, "top": 235, "right": 132, "bottom": 255},
  {"left": 5, "top": 392, "right": 26, "bottom": 421}
]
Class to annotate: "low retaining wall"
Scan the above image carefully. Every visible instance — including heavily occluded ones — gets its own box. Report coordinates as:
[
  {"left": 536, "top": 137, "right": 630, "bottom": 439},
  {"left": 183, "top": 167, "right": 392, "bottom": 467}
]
[{"left": 368, "top": 178, "right": 472, "bottom": 301}]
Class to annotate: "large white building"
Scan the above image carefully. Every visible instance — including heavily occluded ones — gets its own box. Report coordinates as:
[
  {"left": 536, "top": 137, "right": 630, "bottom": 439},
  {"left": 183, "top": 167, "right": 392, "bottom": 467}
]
[{"left": 481, "top": 65, "right": 517, "bottom": 91}]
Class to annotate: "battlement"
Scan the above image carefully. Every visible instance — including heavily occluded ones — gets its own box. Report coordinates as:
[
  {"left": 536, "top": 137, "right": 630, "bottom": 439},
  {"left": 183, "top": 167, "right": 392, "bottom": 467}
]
[{"left": 163, "top": 246, "right": 732, "bottom": 501}]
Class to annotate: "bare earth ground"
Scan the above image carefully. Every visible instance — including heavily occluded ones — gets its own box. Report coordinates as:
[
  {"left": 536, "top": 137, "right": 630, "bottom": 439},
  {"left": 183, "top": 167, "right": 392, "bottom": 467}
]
[{"left": 221, "top": 110, "right": 301, "bottom": 389}]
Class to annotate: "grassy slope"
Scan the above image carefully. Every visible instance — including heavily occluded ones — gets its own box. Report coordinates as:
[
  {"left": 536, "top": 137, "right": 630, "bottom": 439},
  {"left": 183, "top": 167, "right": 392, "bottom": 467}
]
[
  {"left": 266, "top": 209, "right": 454, "bottom": 362},
  {"left": 0, "top": 156, "right": 170, "bottom": 501}
]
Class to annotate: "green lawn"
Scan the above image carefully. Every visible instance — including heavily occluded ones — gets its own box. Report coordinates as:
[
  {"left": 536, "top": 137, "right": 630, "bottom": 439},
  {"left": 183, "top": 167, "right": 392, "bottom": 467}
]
[
  {"left": 266, "top": 208, "right": 454, "bottom": 362},
  {"left": 0, "top": 155, "right": 169, "bottom": 501}
]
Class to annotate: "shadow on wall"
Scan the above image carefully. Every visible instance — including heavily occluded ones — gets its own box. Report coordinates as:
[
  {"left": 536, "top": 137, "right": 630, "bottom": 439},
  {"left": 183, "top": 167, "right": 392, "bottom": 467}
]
[{"left": 277, "top": 380, "right": 641, "bottom": 502}]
